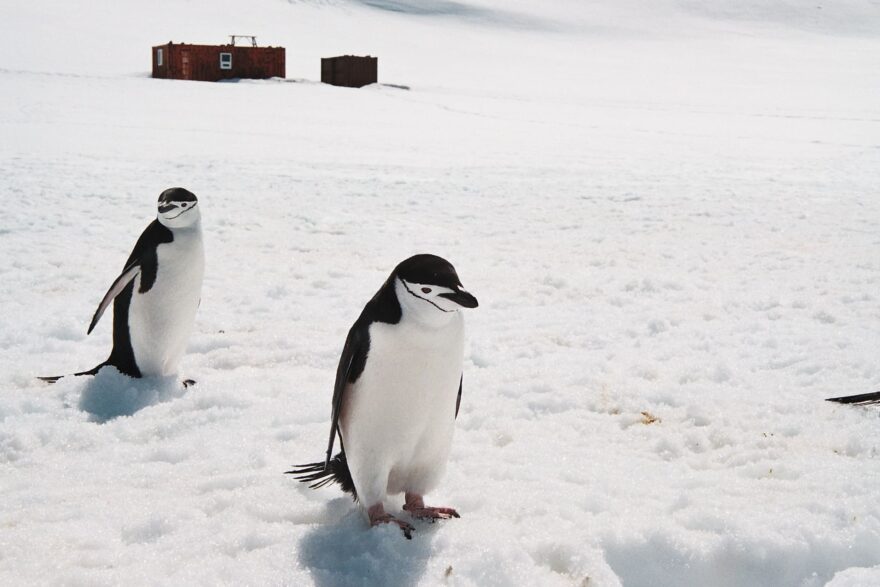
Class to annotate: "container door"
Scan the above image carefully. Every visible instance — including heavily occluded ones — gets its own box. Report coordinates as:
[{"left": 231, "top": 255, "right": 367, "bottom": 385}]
[{"left": 181, "top": 50, "right": 192, "bottom": 80}]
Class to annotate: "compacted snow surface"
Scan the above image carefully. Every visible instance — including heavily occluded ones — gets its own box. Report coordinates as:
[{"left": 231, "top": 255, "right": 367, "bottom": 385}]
[{"left": 1, "top": 1, "right": 879, "bottom": 585}]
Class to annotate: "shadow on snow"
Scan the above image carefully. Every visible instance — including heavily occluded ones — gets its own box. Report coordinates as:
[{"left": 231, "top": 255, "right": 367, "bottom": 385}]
[
  {"left": 76, "top": 367, "right": 185, "bottom": 423},
  {"left": 352, "top": 0, "right": 558, "bottom": 30},
  {"left": 298, "top": 499, "right": 435, "bottom": 587}
]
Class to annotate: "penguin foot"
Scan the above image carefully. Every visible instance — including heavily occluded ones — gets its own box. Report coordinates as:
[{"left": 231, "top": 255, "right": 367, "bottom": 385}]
[
  {"left": 368, "top": 503, "right": 413, "bottom": 539},
  {"left": 404, "top": 506, "right": 460, "bottom": 521},
  {"left": 403, "top": 493, "right": 460, "bottom": 521},
  {"left": 182, "top": 379, "right": 197, "bottom": 388}
]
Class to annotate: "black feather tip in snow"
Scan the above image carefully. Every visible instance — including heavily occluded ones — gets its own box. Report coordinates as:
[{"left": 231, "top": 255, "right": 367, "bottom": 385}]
[
  {"left": 37, "top": 363, "right": 106, "bottom": 385},
  {"left": 286, "top": 452, "right": 358, "bottom": 501},
  {"left": 36, "top": 375, "right": 63, "bottom": 384},
  {"left": 826, "top": 390, "right": 880, "bottom": 405}
]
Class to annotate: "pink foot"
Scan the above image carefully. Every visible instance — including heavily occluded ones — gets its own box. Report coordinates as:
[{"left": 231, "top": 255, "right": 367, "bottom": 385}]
[
  {"left": 368, "top": 503, "right": 413, "bottom": 539},
  {"left": 403, "top": 493, "right": 460, "bottom": 521}
]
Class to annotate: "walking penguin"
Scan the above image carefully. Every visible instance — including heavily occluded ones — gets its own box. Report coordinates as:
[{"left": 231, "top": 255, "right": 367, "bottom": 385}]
[
  {"left": 289, "top": 254, "right": 478, "bottom": 538},
  {"left": 40, "top": 187, "right": 205, "bottom": 384}
]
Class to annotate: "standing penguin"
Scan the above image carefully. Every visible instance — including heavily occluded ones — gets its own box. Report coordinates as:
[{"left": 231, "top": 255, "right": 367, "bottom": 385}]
[
  {"left": 40, "top": 188, "right": 205, "bottom": 383},
  {"left": 289, "top": 254, "right": 478, "bottom": 538}
]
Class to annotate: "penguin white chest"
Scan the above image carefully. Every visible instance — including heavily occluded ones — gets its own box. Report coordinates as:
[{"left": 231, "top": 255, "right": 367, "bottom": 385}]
[
  {"left": 342, "top": 313, "right": 464, "bottom": 497},
  {"left": 128, "top": 228, "right": 204, "bottom": 376}
]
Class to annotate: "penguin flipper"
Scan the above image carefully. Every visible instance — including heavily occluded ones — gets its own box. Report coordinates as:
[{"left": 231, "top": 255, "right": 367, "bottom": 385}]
[
  {"left": 87, "top": 262, "right": 141, "bottom": 334},
  {"left": 455, "top": 374, "right": 463, "bottom": 418},
  {"left": 325, "top": 324, "right": 369, "bottom": 469}
]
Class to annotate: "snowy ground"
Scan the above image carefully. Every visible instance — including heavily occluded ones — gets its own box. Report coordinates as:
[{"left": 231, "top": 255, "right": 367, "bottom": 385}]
[{"left": 1, "top": 1, "right": 880, "bottom": 585}]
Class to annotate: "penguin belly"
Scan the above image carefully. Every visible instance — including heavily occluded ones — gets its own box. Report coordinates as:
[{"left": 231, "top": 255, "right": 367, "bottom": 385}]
[
  {"left": 341, "top": 315, "right": 464, "bottom": 505},
  {"left": 128, "top": 230, "right": 204, "bottom": 377}
]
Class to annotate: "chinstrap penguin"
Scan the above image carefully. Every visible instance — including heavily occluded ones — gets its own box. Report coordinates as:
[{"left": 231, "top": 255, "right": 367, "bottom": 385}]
[
  {"left": 288, "top": 254, "right": 478, "bottom": 538},
  {"left": 39, "top": 188, "right": 205, "bottom": 384}
]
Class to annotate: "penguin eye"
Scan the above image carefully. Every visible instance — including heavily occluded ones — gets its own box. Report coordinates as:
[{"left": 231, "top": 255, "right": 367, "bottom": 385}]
[
  {"left": 181, "top": 203, "right": 188, "bottom": 207},
  {"left": 421, "top": 287, "right": 432, "bottom": 294}
]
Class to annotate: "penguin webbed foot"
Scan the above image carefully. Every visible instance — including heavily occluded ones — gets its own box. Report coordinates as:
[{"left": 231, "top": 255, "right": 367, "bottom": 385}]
[
  {"left": 368, "top": 503, "right": 413, "bottom": 539},
  {"left": 405, "top": 506, "right": 460, "bottom": 522},
  {"left": 182, "top": 379, "right": 197, "bottom": 388},
  {"left": 403, "top": 493, "right": 460, "bottom": 522}
]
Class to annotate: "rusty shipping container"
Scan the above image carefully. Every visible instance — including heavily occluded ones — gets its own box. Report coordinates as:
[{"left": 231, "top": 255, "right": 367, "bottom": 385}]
[
  {"left": 321, "top": 55, "right": 377, "bottom": 88},
  {"left": 152, "top": 42, "right": 285, "bottom": 82}
]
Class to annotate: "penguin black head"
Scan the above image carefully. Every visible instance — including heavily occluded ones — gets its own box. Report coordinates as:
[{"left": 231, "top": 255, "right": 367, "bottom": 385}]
[
  {"left": 157, "top": 187, "right": 200, "bottom": 229},
  {"left": 393, "top": 254, "right": 479, "bottom": 313}
]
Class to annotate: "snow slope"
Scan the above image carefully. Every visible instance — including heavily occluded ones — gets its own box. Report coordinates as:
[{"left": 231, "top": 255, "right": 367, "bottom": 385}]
[{"left": 1, "top": 1, "right": 879, "bottom": 585}]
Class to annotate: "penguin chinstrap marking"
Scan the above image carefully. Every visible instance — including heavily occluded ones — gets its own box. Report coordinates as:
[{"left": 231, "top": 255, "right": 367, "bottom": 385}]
[
  {"left": 39, "top": 188, "right": 204, "bottom": 384},
  {"left": 288, "top": 254, "right": 479, "bottom": 539}
]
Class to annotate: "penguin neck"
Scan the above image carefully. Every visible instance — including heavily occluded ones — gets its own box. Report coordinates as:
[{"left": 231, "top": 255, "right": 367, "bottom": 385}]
[
  {"left": 181, "top": 216, "right": 202, "bottom": 232},
  {"left": 164, "top": 216, "right": 202, "bottom": 236},
  {"left": 394, "top": 279, "right": 458, "bottom": 329},
  {"left": 158, "top": 207, "right": 202, "bottom": 232}
]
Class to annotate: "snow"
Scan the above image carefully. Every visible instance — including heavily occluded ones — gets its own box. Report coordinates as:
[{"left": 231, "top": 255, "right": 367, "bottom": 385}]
[{"left": 1, "top": 0, "right": 879, "bottom": 585}]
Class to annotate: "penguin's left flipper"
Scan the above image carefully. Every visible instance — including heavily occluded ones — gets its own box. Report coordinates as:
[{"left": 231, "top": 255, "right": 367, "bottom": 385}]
[{"left": 87, "top": 261, "right": 141, "bottom": 334}]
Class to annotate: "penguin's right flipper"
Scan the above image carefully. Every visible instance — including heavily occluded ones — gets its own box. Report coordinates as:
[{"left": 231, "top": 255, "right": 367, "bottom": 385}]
[
  {"left": 87, "top": 262, "right": 141, "bottom": 334},
  {"left": 324, "top": 324, "right": 369, "bottom": 469}
]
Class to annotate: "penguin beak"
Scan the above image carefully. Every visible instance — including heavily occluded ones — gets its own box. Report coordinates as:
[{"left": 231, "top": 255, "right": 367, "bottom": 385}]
[{"left": 439, "top": 288, "right": 479, "bottom": 309}]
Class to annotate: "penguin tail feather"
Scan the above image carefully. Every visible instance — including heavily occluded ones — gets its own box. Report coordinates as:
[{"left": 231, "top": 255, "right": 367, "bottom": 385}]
[
  {"left": 36, "top": 375, "right": 64, "bottom": 384},
  {"left": 37, "top": 363, "right": 107, "bottom": 384},
  {"left": 826, "top": 391, "right": 880, "bottom": 405},
  {"left": 286, "top": 452, "right": 358, "bottom": 501}
]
